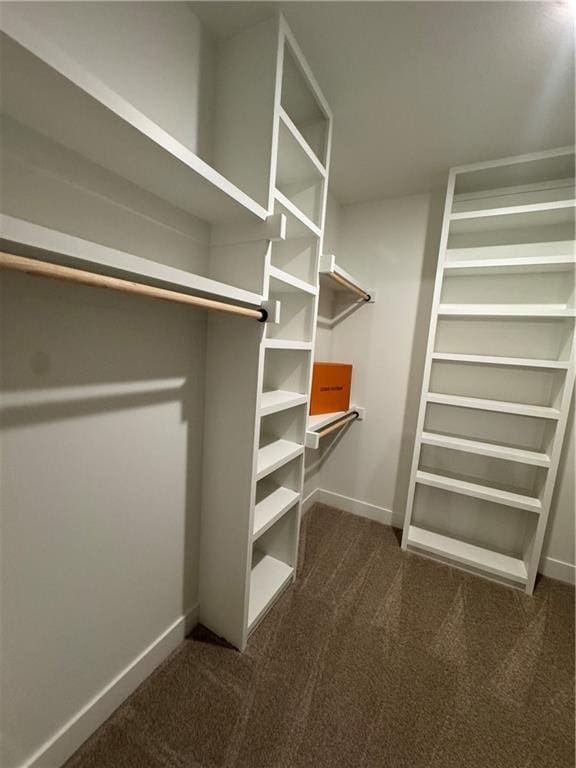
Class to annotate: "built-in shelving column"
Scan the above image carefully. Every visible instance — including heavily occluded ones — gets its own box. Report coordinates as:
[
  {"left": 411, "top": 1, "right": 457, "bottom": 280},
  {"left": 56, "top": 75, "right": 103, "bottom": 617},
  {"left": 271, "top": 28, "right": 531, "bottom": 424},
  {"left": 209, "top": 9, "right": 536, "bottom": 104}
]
[
  {"left": 402, "top": 146, "right": 576, "bottom": 594},
  {"left": 199, "top": 15, "right": 332, "bottom": 649}
]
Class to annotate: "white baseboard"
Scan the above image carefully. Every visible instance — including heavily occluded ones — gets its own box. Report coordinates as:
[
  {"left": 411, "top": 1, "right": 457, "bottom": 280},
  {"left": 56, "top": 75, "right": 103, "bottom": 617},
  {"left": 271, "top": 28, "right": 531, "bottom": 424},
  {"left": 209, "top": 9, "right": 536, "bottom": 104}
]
[
  {"left": 306, "top": 487, "right": 575, "bottom": 586},
  {"left": 22, "top": 604, "right": 199, "bottom": 768},
  {"left": 539, "top": 556, "right": 576, "bottom": 585},
  {"left": 302, "top": 488, "right": 320, "bottom": 515},
  {"left": 312, "top": 488, "right": 404, "bottom": 528}
]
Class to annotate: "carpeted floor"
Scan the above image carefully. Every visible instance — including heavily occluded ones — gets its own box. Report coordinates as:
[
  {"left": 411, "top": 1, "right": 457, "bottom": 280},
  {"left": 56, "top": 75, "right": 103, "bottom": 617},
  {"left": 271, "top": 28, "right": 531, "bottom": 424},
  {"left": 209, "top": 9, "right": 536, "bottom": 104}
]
[{"left": 65, "top": 504, "right": 575, "bottom": 768}]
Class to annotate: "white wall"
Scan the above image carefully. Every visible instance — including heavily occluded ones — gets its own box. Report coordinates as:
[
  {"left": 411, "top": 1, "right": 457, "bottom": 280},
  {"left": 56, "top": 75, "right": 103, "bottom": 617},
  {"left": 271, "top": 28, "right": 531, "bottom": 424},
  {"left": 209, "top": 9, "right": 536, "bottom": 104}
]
[
  {"left": 309, "top": 191, "right": 575, "bottom": 579},
  {"left": 0, "top": 5, "right": 214, "bottom": 766},
  {"left": 6, "top": 1, "right": 216, "bottom": 162}
]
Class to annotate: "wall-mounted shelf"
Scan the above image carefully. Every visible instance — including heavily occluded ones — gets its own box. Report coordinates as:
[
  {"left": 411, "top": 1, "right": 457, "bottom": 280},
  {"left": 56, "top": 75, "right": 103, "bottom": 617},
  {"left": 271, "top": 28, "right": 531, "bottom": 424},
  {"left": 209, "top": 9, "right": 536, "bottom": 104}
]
[
  {"left": 438, "top": 304, "right": 576, "bottom": 318},
  {"left": 305, "top": 406, "right": 365, "bottom": 449},
  {"left": 430, "top": 352, "right": 571, "bottom": 369},
  {"left": 260, "top": 390, "right": 308, "bottom": 416},
  {"left": 253, "top": 487, "right": 300, "bottom": 540},
  {"left": 420, "top": 431, "right": 551, "bottom": 467},
  {"left": 0, "top": 13, "right": 269, "bottom": 226},
  {"left": 319, "top": 254, "right": 374, "bottom": 302},
  {"left": 426, "top": 392, "right": 561, "bottom": 419},
  {"left": 0, "top": 214, "right": 264, "bottom": 309},
  {"left": 256, "top": 439, "right": 304, "bottom": 480}
]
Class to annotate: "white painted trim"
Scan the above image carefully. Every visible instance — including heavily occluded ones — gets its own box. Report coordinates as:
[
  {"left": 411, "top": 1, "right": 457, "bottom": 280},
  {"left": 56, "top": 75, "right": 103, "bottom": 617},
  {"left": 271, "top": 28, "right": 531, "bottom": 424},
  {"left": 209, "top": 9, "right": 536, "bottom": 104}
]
[
  {"left": 302, "top": 487, "right": 320, "bottom": 515},
  {"left": 314, "top": 489, "right": 403, "bottom": 528},
  {"left": 21, "top": 604, "right": 199, "bottom": 768},
  {"left": 539, "top": 556, "right": 576, "bottom": 585}
]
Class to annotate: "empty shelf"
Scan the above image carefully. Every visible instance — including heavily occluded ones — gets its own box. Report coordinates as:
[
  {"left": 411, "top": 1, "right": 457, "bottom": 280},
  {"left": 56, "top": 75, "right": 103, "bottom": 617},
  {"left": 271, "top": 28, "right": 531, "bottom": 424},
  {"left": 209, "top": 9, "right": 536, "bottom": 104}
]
[
  {"left": 426, "top": 392, "right": 561, "bottom": 419},
  {"left": 0, "top": 19, "right": 268, "bottom": 225},
  {"left": 319, "top": 254, "right": 372, "bottom": 301},
  {"left": 256, "top": 439, "right": 303, "bottom": 480},
  {"left": 307, "top": 410, "right": 349, "bottom": 431},
  {"left": 268, "top": 266, "right": 317, "bottom": 295},
  {"left": 420, "top": 431, "right": 551, "bottom": 468},
  {"left": 264, "top": 339, "right": 313, "bottom": 351},
  {"left": 273, "top": 190, "right": 321, "bottom": 238},
  {"left": 449, "top": 200, "right": 575, "bottom": 233},
  {"left": 260, "top": 390, "right": 308, "bottom": 416},
  {"left": 248, "top": 552, "right": 294, "bottom": 628},
  {"left": 0, "top": 215, "right": 263, "bottom": 307},
  {"left": 438, "top": 304, "right": 576, "bottom": 317},
  {"left": 277, "top": 108, "right": 326, "bottom": 183},
  {"left": 253, "top": 487, "right": 300, "bottom": 540},
  {"left": 416, "top": 470, "right": 542, "bottom": 513},
  {"left": 407, "top": 526, "right": 527, "bottom": 584},
  {"left": 443, "top": 255, "right": 576, "bottom": 275},
  {"left": 431, "top": 352, "right": 570, "bottom": 369}
]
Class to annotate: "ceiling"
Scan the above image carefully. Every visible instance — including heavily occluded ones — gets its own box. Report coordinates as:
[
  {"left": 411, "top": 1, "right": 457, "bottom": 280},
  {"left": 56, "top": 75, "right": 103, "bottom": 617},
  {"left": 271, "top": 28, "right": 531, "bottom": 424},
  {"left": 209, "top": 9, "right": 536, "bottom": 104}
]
[{"left": 192, "top": 1, "right": 575, "bottom": 205}]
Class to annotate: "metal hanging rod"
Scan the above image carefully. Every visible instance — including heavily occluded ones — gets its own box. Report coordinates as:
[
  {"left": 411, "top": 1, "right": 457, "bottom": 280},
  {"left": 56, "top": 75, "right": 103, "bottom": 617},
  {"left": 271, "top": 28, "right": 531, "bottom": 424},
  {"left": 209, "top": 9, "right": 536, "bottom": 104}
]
[
  {"left": 317, "top": 411, "right": 359, "bottom": 439},
  {"left": 328, "top": 271, "right": 371, "bottom": 302},
  {"left": 0, "top": 252, "right": 268, "bottom": 322}
]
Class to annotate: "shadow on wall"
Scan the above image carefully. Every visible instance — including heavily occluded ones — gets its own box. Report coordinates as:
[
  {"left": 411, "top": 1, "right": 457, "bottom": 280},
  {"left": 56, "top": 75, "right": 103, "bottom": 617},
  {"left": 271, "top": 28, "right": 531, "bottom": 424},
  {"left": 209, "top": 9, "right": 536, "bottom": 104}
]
[
  {"left": 0, "top": 270, "right": 205, "bottom": 763},
  {"left": 392, "top": 189, "right": 445, "bottom": 520}
]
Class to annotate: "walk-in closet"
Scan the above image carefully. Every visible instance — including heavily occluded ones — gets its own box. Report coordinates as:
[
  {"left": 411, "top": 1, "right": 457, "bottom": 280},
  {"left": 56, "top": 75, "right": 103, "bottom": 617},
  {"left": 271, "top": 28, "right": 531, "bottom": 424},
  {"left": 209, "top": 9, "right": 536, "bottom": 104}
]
[{"left": 0, "top": 3, "right": 574, "bottom": 768}]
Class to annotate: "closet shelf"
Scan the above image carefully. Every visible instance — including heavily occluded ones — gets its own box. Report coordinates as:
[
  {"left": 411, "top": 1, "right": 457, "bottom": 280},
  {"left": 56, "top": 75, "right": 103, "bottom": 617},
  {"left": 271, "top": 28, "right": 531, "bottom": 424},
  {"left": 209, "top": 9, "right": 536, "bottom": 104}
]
[
  {"left": 264, "top": 339, "right": 313, "bottom": 351},
  {"left": 0, "top": 214, "right": 263, "bottom": 308},
  {"left": 273, "top": 190, "right": 322, "bottom": 238},
  {"left": 416, "top": 470, "right": 542, "bottom": 513},
  {"left": 260, "top": 390, "right": 308, "bottom": 417},
  {"left": 277, "top": 107, "right": 327, "bottom": 182},
  {"left": 319, "top": 254, "right": 373, "bottom": 302},
  {"left": 431, "top": 352, "right": 570, "bottom": 370},
  {"left": 305, "top": 406, "right": 364, "bottom": 449},
  {"left": 0, "top": 18, "right": 268, "bottom": 225},
  {"left": 443, "top": 255, "right": 576, "bottom": 275},
  {"left": 256, "top": 439, "right": 303, "bottom": 480},
  {"left": 406, "top": 526, "right": 528, "bottom": 585},
  {"left": 248, "top": 552, "right": 294, "bottom": 629},
  {"left": 448, "top": 200, "right": 575, "bottom": 233},
  {"left": 253, "top": 487, "right": 300, "bottom": 540},
  {"left": 268, "top": 266, "right": 317, "bottom": 295},
  {"left": 420, "top": 431, "right": 551, "bottom": 468},
  {"left": 426, "top": 392, "right": 561, "bottom": 419},
  {"left": 437, "top": 304, "right": 576, "bottom": 317}
]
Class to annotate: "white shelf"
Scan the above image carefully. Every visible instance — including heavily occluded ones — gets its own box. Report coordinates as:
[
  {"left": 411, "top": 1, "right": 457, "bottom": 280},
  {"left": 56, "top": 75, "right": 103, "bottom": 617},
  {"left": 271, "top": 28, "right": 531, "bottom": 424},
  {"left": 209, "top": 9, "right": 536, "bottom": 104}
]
[
  {"left": 277, "top": 107, "right": 327, "bottom": 182},
  {"left": 319, "top": 254, "right": 373, "bottom": 301},
  {"left": 0, "top": 17, "right": 268, "bottom": 226},
  {"left": 0, "top": 214, "right": 263, "bottom": 307},
  {"left": 248, "top": 552, "right": 294, "bottom": 629},
  {"left": 449, "top": 200, "right": 575, "bottom": 233},
  {"left": 273, "top": 190, "right": 321, "bottom": 238},
  {"left": 260, "top": 390, "right": 308, "bottom": 416},
  {"left": 305, "top": 406, "right": 363, "bottom": 449},
  {"left": 438, "top": 304, "right": 576, "bottom": 317},
  {"left": 444, "top": 255, "right": 576, "bottom": 275},
  {"left": 421, "top": 431, "right": 550, "bottom": 468},
  {"left": 256, "top": 439, "right": 303, "bottom": 480},
  {"left": 431, "top": 352, "right": 570, "bottom": 370},
  {"left": 264, "top": 339, "right": 313, "bottom": 351},
  {"left": 268, "top": 266, "right": 317, "bottom": 295},
  {"left": 416, "top": 470, "right": 542, "bottom": 513},
  {"left": 427, "top": 392, "right": 561, "bottom": 420},
  {"left": 407, "top": 526, "right": 527, "bottom": 585},
  {"left": 253, "top": 487, "right": 300, "bottom": 540}
]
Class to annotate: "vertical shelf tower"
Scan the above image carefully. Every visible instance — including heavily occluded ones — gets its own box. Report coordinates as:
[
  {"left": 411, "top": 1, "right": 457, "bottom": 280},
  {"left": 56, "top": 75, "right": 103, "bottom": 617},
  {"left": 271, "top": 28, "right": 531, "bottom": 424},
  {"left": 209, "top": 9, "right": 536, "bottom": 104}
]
[
  {"left": 200, "top": 17, "right": 332, "bottom": 649},
  {"left": 402, "top": 147, "right": 575, "bottom": 594}
]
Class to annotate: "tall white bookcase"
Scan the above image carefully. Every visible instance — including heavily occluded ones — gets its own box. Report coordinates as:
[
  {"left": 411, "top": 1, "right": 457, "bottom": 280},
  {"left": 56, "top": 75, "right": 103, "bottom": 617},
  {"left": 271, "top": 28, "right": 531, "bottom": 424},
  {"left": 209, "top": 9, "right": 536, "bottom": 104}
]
[
  {"left": 402, "top": 147, "right": 575, "bottom": 594},
  {"left": 200, "top": 18, "right": 332, "bottom": 649}
]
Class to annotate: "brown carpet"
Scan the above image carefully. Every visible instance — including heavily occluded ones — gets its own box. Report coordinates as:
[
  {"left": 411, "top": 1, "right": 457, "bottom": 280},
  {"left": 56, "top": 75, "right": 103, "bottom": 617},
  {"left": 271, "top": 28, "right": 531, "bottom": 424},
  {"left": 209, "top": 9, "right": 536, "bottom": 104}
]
[{"left": 65, "top": 504, "right": 575, "bottom": 768}]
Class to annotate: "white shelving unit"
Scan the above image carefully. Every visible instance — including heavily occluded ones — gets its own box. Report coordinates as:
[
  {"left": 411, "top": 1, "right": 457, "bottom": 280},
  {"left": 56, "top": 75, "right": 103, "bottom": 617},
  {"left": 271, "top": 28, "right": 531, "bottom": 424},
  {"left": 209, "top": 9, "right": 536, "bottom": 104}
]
[
  {"left": 200, "top": 16, "right": 333, "bottom": 649},
  {"left": 1, "top": 8, "right": 332, "bottom": 651},
  {"left": 402, "top": 146, "right": 576, "bottom": 594}
]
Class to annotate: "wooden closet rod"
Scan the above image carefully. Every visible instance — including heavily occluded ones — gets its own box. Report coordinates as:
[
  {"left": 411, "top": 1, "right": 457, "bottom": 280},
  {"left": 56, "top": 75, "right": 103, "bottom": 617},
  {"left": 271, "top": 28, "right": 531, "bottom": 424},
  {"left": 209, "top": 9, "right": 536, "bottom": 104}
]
[
  {"left": 317, "top": 411, "right": 359, "bottom": 439},
  {"left": 328, "top": 271, "right": 371, "bottom": 302},
  {"left": 0, "top": 252, "right": 268, "bottom": 322}
]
